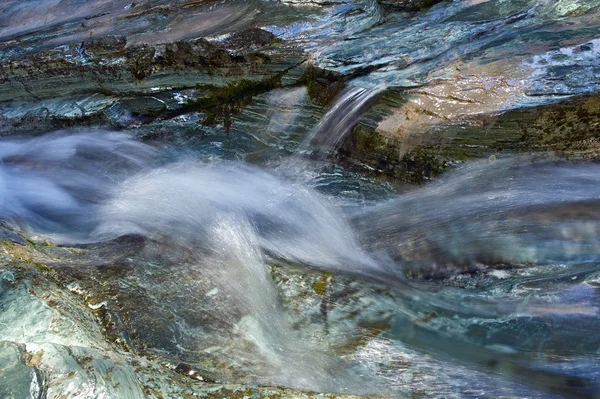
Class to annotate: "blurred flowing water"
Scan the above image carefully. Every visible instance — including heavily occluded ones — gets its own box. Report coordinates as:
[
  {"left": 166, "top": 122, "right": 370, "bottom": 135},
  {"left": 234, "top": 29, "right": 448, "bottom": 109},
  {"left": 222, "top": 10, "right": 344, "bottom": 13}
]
[
  {"left": 296, "top": 86, "right": 384, "bottom": 157},
  {"left": 1, "top": 130, "right": 600, "bottom": 397}
]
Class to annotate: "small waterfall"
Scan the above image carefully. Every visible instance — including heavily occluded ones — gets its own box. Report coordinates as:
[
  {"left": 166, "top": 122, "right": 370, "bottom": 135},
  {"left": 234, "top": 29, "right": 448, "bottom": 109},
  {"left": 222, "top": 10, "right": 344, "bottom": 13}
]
[
  {"left": 0, "top": 131, "right": 382, "bottom": 393},
  {"left": 296, "top": 85, "right": 383, "bottom": 158}
]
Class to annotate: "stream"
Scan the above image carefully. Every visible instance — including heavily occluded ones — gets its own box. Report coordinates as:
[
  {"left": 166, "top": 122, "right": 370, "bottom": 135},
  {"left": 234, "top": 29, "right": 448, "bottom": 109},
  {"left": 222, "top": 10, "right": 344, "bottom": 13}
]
[{"left": 1, "top": 0, "right": 600, "bottom": 398}]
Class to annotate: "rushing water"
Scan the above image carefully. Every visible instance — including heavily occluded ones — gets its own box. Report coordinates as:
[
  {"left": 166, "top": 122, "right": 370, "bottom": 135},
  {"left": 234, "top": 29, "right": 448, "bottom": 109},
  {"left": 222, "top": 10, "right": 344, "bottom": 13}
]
[
  {"left": 2, "top": 0, "right": 600, "bottom": 397},
  {"left": 296, "top": 86, "right": 384, "bottom": 158},
  {"left": 1, "top": 129, "right": 600, "bottom": 397}
]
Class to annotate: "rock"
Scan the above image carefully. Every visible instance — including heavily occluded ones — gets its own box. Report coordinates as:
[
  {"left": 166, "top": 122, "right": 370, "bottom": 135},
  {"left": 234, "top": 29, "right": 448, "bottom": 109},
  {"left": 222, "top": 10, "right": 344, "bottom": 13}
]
[
  {"left": 0, "top": 225, "right": 26, "bottom": 245},
  {"left": 376, "top": 0, "right": 447, "bottom": 12},
  {"left": 155, "top": 39, "right": 233, "bottom": 69},
  {"left": 269, "top": 262, "right": 397, "bottom": 353},
  {"left": 519, "top": 94, "right": 600, "bottom": 156},
  {"left": 340, "top": 121, "right": 448, "bottom": 184},
  {"left": 299, "top": 65, "right": 345, "bottom": 106},
  {"left": 81, "top": 36, "right": 128, "bottom": 60},
  {"left": 120, "top": 97, "right": 167, "bottom": 118},
  {"left": 339, "top": 90, "right": 600, "bottom": 184},
  {"left": 221, "top": 28, "right": 278, "bottom": 56},
  {"left": 0, "top": 236, "right": 381, "bottom": 398},
  {"left": 0, "top": 28, "right": 308, "bottom": 135},
  {"left": 0, "top": 342, "right": 43, "bottom": 399},
  {"left": 0, "top": 32, "right": 304, "bottom": 103}
]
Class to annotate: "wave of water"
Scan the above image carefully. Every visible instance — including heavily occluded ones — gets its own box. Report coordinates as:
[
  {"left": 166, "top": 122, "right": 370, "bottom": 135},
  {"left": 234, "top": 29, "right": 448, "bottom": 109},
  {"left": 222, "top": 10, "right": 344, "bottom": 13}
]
[
  {"left": 356, "top": 157, "right": 600, "bottom": 273},
  {"left": 1, "top": 131, "right": 600, "bottom": 396}
]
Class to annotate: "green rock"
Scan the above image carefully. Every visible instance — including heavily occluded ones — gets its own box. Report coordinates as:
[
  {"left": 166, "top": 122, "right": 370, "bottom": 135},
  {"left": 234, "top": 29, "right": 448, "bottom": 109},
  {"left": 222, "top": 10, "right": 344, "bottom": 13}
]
[{"left": 121, "top": 97, "right": 167, "bottom": 117}]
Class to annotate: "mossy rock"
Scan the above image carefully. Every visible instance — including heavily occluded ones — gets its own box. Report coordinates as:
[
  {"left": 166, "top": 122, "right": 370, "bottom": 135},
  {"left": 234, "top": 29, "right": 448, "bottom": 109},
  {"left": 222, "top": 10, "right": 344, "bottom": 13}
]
[
  {"left": 298, "top": 65, "right": 345, "bottom": 106},
  {"left": 340, "top": 122, "right": 448, "bottom": 184},
  {"left": 157, "top": 39, "right": 232, "bottom": 69},
  {"left": 126, "top": 45, "right": 158, "bottom": 81},
  {"left": 166, "top": 72, "right": 288, "bottom": 131},
  {"left": 340, "top": 91, "right": 600, "bottom": 184},
  {"left": 519, "top": 95, "right": 600, "bottom": 155}
]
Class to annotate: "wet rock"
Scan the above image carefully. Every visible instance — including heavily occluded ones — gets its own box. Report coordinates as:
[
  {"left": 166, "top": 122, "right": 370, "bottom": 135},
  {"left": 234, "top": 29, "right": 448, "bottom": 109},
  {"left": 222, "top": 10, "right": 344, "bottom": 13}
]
[
  {"left": 299, "top": 65, "right": 345, "bottom": 106},
  {"left": 0, "top": 237, "right": 380, "bottom": 398},
  {"left": 80, "top": 36, "right": 128, "bottom": 60},
  {"left": 0, "top": 33, "right": 303, "bottom": 103},
  {"left": 519, "top": 94, "right": 600, "bottom": 156},
  {"left": 340, "top": 90, "right": 600, "bottom": 184},
  {"left": 340, "top": 122, "right": 448, "bottom": 184},
  {"left": 221, "top": 28, "right": 278, "bottom": 56},
  {"left": 120, "top": 97, "right": 167, "bottom": 118},
  {"left": 269, "top": 262, "right": 397, "bottom": 353},
  {"left": 0, "top": 29, "right": 309, "bottom": 136},
  {"left": 0, "top": 342, "right": 43, "bottom": 399},
  {"left": 155, "top": 39, "right": 233, "bottom": 69},
  {"left": 166, "top": 72, "right": 291, "bottom": 132},
  {"left": 376, "top": 0, "right": 447, "bottom": 12}
]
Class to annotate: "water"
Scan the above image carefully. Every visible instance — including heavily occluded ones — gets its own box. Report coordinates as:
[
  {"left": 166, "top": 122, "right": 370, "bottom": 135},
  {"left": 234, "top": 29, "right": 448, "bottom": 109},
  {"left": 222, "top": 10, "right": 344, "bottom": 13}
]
[
  {"left": 0, "top": 131, "right": 157, "bottom": 238},
  {"left": 2, "top": 0, "right": 600, "bottom": 397},
  {"left": 356, "top": 157, "right": 600, "bottom": 271},
  {"left": 1, "top": 130, "right": 600, "bottom": 396},
  {"left": 295, "top": 86, "right": 384, "bottom": 158}
]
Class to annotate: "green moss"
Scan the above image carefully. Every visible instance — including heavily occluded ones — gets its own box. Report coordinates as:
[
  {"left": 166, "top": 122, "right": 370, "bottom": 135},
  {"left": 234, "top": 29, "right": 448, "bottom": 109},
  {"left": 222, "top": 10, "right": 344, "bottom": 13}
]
[
  {"left": 167, "top": 74, "right": 284, "bottom": 132},
  {"left": 126, "top": 45, "right": 156, "bottom": 81},
  {"left": 398, "top": 148, "right": 448, "bottom": 184},
  {"left": 520, "top": 95, "right": 600, "bottom": 156},
  {"left": 298, "top": 65, "right": 345, "bottom": 106},
  {"left": 311, "top": 272, "right": 332, "bottom": 296},
  {"left": 341, "top": 122, "right": 449, "bottom": 184},
  {"left": 196, "top": 78, "right": 281, "bottom": 107},
  {"left": 33, "top": 262, "right": 50, "bottom": 272},
  {"left": 352, "top": 123, "right": 392, "bottom": 155},
  {"left": 20, "top": 256, "right": 51, "bottom": 272}
]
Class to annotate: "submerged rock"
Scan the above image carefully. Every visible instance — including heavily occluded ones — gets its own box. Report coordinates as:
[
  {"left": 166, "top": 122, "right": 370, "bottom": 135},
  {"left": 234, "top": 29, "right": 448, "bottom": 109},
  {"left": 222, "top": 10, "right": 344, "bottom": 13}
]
[{"left": 0, "top": 237, "right": 381, "bottom": 398}]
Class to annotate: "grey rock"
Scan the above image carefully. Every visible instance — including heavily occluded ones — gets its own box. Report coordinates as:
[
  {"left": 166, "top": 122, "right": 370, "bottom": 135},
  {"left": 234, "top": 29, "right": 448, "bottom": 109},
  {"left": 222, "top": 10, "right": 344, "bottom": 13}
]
[{"left": 120, "top": 97, "right": 167, "bottom": 118}]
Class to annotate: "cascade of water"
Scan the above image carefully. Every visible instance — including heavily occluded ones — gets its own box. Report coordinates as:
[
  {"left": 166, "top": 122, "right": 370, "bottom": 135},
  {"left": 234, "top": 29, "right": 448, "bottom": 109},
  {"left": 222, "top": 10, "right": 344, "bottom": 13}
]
[
  {"left": 0, "top": 131, "right": 157, "bottom": 238},
  {"left": 277, "top": 85, "right": 384, "bottom": 182},
  {"left": 0, "top": 131, "right": 384, "bottom": 393},
  {"left": 295, "top": 85, "right": 384, "bottom": 158}
]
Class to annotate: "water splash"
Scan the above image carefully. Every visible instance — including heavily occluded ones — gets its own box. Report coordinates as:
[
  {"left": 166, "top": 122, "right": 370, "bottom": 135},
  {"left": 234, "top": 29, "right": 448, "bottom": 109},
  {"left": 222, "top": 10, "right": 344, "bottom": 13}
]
[{"left": 1, "top": 131, "right": 600, "bottom": 396}]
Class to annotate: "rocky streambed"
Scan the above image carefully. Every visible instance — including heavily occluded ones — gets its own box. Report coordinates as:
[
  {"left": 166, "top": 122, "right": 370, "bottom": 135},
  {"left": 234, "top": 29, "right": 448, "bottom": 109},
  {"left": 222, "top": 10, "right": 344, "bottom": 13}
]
[{"left": 1, "top": 0, "right": 600, "bottom": 398}]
